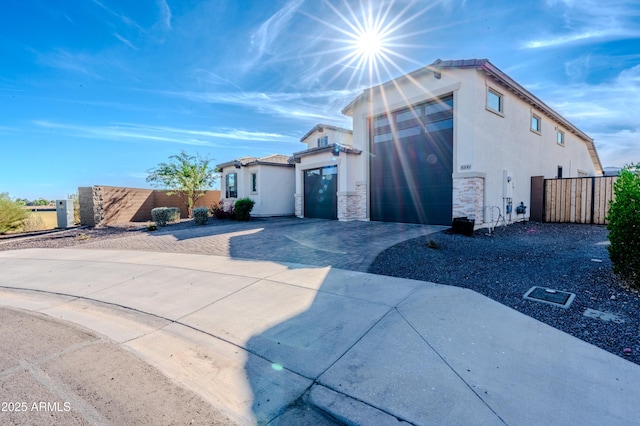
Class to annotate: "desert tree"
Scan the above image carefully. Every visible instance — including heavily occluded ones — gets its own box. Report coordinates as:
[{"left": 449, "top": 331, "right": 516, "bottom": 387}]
[{"left": 146, "top": 151, "right": 218, "bottom": 217}]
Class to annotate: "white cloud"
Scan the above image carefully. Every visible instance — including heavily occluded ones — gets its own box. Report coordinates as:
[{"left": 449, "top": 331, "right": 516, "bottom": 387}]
[
  {"left": 161, "top": 88, "right": 359, "bottom": 124},
  {"left": 251, "top": 0, "right": 303, "bottom": 55},
  {"left": 158, "top": 0, "right": 172, "bottom": 29},
  {"left": 31, "top": 120, "right": 294, "bottom": 146},
  {"left": 542, "top": 64, "right": 640, "bottom": 167},
  {"left": 591, "top": 128, "right": 640, "bottom": 167},
  {"left": 525, "top": 0, "right": 640, "bottom": 49},
  {"left": 114, "top": 33, "right": 139, "bottom": 50}
]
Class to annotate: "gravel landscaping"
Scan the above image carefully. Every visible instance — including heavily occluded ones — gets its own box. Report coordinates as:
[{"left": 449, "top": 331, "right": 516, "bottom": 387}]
[{"left": 370, "top": 221, "right": 640, "bottom": 366}]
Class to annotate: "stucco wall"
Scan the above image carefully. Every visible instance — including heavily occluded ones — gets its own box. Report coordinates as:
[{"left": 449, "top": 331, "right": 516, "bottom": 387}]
[
  {"left": 79, "top": 186, "right": 220, "bottom": 226},
  {"left": 347, "top": 66, "right": 598, "bottom": 225},
  {"left": 220, "top": 164, "right": 294, "bottom": 217}
]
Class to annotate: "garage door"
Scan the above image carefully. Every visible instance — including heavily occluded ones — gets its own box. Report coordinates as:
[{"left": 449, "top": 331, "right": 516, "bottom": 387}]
[
  {"left": 370, "top": 95, "right": 453, "bottom": 225},
  {"left": 304, "top": 166, "right": 337, "bottom": 219}
]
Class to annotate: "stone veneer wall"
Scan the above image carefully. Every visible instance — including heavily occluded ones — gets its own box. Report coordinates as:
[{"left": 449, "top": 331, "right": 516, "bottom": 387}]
[
  {"left": 337, "top": 182, "right": 367, "bottom": 221},
  {"left": 452, "top": 176, "right": 484, "bottom": 225},
  {"left": 294, "top": 194, "right": 302, "bottom": 218}
]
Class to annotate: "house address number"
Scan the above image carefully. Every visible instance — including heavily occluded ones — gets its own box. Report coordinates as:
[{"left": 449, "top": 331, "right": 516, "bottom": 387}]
[{"left": 460, "top": 164, "right": 471, "bottom": 170}]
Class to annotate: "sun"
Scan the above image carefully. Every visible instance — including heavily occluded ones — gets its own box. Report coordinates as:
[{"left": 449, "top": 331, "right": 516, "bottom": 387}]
[
  {"left": 354, "top": 28, "right": 385, "bottom": 61},
  {"left": 301, "top": 0, "right": 433, "bottom": 87}
]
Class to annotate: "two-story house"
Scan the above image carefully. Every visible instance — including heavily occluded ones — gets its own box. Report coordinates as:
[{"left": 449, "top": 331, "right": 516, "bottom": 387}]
[{"left": 218, "top": 59, "right": 603, "bottom": 226}]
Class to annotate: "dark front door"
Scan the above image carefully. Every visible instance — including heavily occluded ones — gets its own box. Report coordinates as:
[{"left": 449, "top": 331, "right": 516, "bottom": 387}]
[
  {"left": 370, "top": 95, "right": 454, "bottom": 225},
  {"left": 304, "top": 166, "right": 338, "bottom": 219}
]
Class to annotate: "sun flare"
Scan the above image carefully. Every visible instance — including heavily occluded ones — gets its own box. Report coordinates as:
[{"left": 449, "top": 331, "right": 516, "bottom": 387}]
[{"left": 355, "top": 29, "right": 384, "bottom": 61}]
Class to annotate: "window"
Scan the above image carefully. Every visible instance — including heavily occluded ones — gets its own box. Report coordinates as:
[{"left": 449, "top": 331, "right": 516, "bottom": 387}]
[
  {"left": 225, "top": 173, "right": 237, "bottom": 198},
  {"left": 557, "top": 166, "right": 563, "bottom": 179},
  {"left": 487, "top": 88, "right": 503, "bottom": 114},
  {"left": 251, "top": 173, "right": 258, "bottom": 193},
  {"left": 557, "top": 130, "right": 565, "bottom": 146},
  {"left": 317, "top": 135, "right": 329, "bottom": 147},
  {"left": 531, "top": 113, "right": 541, "bottom": 133}
]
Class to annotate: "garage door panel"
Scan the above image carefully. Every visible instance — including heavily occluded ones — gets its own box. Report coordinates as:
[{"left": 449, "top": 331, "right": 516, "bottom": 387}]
[
  {"left": 370, "top": 96, "right": 453, "bottom": 225},
  {"left": 304, "top": 167, "right": 337, "bottom": 220}
]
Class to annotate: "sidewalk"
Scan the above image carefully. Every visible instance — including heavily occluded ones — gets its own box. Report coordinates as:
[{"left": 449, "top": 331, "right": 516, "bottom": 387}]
[{"left": 1, "top": 248, "right": 639, "bottom": 425}]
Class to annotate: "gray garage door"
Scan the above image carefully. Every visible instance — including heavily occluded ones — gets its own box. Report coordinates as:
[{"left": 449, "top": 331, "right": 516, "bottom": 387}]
[
  {"left": 304, "top": 166, "right": 338, "bottom": 219},
  {"left": 370, "top": 95, "right": 453, "bottom": 225}
]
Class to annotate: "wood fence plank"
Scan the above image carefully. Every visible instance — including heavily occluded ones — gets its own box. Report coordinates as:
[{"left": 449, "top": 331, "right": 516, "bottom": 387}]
[
  {"left": 570, "top": 179, "right": 577, "bottom": 222},
  {"left": 594, "top": 178, "right": 602, "bottom": 224}
]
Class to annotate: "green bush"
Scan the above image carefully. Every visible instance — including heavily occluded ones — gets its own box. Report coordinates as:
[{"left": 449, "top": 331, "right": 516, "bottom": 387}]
[
  {"left": 0, "top": 193, "right": 28, "bottom": 234},
  {"left": 151, "top": 207, "right": 180, "bottom": 227},
  {"left": 192, "top": 207, "right": 209, "bottom": 225},
  {"left": 234, "top": 198, "right": 255, "bottom": 221},
  {"left": 607, "top": 163, "right": 640, "bottom": 288}
]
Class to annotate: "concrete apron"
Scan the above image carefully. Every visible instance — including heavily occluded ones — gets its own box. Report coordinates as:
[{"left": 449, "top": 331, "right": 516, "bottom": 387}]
[{"left": 1, "top": 248, "right": 639, "bottom": 425}]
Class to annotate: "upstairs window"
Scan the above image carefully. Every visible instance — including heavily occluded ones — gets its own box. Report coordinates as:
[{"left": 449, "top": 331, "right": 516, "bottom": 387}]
[
  {"left": 317, "top": 135, "right": 329, "bottom": 147},
  {"left": 531, "top": 113, "right": 541, "bottom": 134},
  {"left": 487, "top": 88, "right": 503, "bottom": 114},
  {"left": 557, "top": 130, "right": 565, "bottom": 146},
  {"left": 225, "top": 173, "right": 237, "bottom": 198}
]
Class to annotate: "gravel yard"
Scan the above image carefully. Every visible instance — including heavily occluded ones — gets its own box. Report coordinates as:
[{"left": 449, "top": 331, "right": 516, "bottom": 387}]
[{"left": 370, "top": 221, "right": 640, "bottom": 366}]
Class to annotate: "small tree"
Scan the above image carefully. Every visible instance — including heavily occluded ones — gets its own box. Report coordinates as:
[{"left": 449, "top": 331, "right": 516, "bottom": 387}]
[
  {"left": 0, "top": 193, "right": 29, "bottom": 234},
  {"left": 146, "top": 151, "right": 217, "bottom": 217},
  {"left": 607, "top": 163, "right": 640, "bottom": 288}
]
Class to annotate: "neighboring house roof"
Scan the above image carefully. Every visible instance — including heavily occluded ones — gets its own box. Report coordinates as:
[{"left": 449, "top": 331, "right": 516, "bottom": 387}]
[
  {"left": 289, "top": 144, "right": 362, "bottom": 164},
  {"left": 215, "top": 154, "right": 293, "bottom": 171},
  {"left": 299, "top": 124, "right": 353, "bottom": 143},
  {"left": 342, "top": 58, "right": 603, "bottom": 175}
]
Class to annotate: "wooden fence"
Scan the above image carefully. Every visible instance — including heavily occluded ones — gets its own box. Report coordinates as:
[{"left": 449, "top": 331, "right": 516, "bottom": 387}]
[{"left": 542, "top": 176, "right": 617, "bottom": 224}]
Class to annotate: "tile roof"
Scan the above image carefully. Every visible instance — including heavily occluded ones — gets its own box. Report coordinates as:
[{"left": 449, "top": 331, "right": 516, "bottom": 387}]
[{"left": 299, "top": 124, "right": 352, "bottom": 143}]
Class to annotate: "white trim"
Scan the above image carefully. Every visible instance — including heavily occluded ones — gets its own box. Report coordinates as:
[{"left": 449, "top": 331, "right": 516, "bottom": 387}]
[{"left": 361, "top": 82, "right": 461, "bottom": 119}]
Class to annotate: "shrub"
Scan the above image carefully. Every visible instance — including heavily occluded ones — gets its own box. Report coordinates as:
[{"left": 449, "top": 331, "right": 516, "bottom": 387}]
[
  {"left": 192, "top": 207, "right": 209, "bottom": 225},
  {"left": 607, "top": 163, "right": 640, "bottom": 288},
  {"left": 211, "top": 201, "right": 234, "bottom": 220},
  {"left": 151, "top": 207, "right": 180, "bottom": 227},
  {"left": 22, "top": 213, "right": 46, "bottom": 232},
  {"left": 0, "top": 193, "right": 28, "bottom": 234},
  {"left": 234, "top": 198, "right": 255, "bottom": 221}
]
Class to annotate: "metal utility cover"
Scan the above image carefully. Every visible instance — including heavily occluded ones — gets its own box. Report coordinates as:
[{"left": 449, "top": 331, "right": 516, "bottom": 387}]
[{"left": 523, "top": 286, "right": 575, "bottom": 309}]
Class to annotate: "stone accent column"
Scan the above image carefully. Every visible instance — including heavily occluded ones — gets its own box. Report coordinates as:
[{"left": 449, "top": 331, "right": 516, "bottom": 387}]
[
  {"left": 452, "top": 174, "right": 485, "bottom": 225},
  {"left": 337, "top": 192, "right": 356, "bottom": 221},
  {"left": 294, "top": 194, "right": 302, "bottom": 218},
  {"left": 355, "top": 182, "right": 367, "bottom": 220}
]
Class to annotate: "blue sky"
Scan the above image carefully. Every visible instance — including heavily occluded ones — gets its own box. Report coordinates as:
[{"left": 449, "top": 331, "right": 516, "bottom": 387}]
[{"left": 1, "top": 0, "right": 639, "bottom": 200}]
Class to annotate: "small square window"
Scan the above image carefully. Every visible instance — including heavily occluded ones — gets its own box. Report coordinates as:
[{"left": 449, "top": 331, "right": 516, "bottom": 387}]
[
  {"left": 317, "top": 135, "right": 329, "bottom": 147},
  {"left": 487, "top": 88, "right": 503, "bottom": 114},
  {"left": 531, "top": 113, "right": 541, "bottom": 133},
  {"left": 557, "top": 130, "right": 565, "bottom": 145},
  {"left": 251, "top": 173, "right": 258, "bottom": 193}
]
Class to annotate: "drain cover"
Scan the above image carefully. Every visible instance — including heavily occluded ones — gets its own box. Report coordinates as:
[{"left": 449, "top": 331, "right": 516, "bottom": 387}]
[{"left": 523, "top": 286, "right": 575, "bottom": 309}]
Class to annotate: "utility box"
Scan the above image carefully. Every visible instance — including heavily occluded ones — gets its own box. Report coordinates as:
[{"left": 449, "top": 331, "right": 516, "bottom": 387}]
[{"left": 56, "top": 199, "right": 75, "bottom": 228}]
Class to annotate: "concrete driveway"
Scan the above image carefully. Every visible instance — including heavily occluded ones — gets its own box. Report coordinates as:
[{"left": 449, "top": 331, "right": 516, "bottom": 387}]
[{"left": 79, "top": 217, "right": 447, "bottom": 272}]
